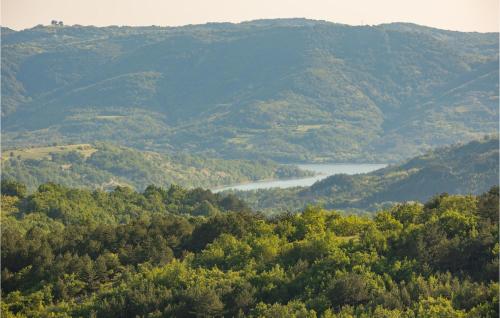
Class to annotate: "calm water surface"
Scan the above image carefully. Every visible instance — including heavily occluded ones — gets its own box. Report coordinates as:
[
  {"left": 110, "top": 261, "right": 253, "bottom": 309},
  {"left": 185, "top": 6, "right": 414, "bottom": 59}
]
[{"left": 213, "top": 163, "right": 387, "bottom": 192}]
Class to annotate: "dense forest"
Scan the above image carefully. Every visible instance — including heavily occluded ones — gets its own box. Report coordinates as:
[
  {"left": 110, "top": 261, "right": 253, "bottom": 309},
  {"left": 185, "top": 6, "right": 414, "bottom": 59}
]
[
  {"left": 1, "top": 179, "right": 498, "bottom": 317},
  {"left": 2, "top": 20, "right": 498, "bottom": 162},
  {"left": 1, "top": 17, "right": 499, "bottom": 318},
  {"left": 1, "top": 142, "right": 312, "bottom": 192},
  {"left": 235, "top": 137, "right": 499, "bottom": 213}
]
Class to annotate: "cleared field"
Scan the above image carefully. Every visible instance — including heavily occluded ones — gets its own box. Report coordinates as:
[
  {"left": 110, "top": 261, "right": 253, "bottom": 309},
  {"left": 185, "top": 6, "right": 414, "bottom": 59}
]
[
  {"left": 2, "top": 144, "right": 97, "bottom": 161},
  {"left": 294, "top": 124, "right": 325, "bottom": 132},
  {"left": 227, "top": 135, "right": 251, "bottom": 145},
  {"left": 94, "top": 115, "right": 126, "bottom": 120}
]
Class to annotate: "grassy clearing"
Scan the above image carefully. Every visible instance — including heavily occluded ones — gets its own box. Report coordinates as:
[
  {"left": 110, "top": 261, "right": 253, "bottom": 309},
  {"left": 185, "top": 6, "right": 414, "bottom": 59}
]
[
  {"left": 454, "top": 106, "right": 470, "bottom": 113},
  {"left": 294, "top": 124, "right": 325, "bottom": 132},
  {"left": 228, "top": 135, "right": 250, "bottom": 145},
  {"left": 2, "top": 144, "right": 97, "bottom": 161},
  {"left": 95, "top": 115, "right": 126, "bottom": 120}
]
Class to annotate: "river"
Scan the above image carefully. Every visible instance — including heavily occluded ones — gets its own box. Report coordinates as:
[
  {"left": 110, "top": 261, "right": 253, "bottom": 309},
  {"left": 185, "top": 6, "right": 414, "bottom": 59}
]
[{"left": 212, "top": 163, "right": 387, "bottom": 192}]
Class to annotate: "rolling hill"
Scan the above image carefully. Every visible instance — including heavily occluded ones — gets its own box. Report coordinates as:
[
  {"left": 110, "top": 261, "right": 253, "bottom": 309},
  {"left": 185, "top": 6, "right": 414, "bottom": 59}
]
[
  {"left": 1, "top": 142, "right": 312, "bottom": 191},
  {"left": 235, "top": 137, "right": 499, "bottom": 212},
  {"left": 2, "top": 19, "right": 498, "bottom": 162}
]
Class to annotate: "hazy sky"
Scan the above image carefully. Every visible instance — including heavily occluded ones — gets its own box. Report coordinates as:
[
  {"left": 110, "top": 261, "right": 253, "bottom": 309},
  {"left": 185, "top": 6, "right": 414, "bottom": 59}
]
[{"left": 2, "top": 0, "right": 498, "bottom": 32}]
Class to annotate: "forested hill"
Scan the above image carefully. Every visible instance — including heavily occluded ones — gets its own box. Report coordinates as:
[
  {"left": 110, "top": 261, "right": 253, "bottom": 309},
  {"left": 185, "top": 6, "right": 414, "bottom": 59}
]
[
  {"left": 2, "top": 19, "right": 498, "bottom": 161},
  {"left": 1, "top": 142, "right": 311, "bottom": 191},
  {"left": 1, "top": 179, "right": 498, "bottom": 316},
  {"left": 236, "top": 137, "right": 499, "bottom": 212}
]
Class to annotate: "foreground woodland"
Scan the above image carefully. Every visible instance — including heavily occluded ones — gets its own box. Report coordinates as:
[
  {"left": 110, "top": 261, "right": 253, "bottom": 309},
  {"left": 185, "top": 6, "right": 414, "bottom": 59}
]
[{"left": 1, "top": 180, "right": 498, "bottom": 317}]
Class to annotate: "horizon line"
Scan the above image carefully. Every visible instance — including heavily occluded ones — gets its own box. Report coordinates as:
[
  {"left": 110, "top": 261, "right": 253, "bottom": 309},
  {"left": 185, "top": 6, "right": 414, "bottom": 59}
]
[{"left": 2, "top": 17, "right": 498, "bottom": 34}]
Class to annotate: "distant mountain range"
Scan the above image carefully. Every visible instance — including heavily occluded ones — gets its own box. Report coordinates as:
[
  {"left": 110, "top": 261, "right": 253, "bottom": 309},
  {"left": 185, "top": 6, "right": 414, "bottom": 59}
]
[
  {"left": 235, "top": 137, "right": 499, "bottom": 212},
  {"left": 2, "top": 19, "right": 498, "bottom": 162}
]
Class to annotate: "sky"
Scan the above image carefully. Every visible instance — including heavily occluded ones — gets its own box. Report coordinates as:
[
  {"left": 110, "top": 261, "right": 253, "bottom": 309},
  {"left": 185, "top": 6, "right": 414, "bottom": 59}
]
[{"left": 1, "top": 0, "right": 498, "bottom": 32}]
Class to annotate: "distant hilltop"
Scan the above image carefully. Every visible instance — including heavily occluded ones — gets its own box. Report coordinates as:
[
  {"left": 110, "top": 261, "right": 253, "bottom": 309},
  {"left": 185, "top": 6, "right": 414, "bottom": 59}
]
[
  {"left": 50, "top": 20, "right": 64, "bottom": 26},
  {"left": 2, "top": 19, "right": 498, "bottom": 162}
]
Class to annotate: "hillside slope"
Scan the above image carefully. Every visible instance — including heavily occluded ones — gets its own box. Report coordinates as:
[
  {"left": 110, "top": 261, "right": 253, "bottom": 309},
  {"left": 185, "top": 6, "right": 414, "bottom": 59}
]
[
  {"left": 2, "top": 19, "right": 498, "bottom": 161},
  {"left": 1, "top": 143, "right": 311, "bottom": 191},
  {"left": 236, "top": 137, "right": 499, "bottom": 212}
]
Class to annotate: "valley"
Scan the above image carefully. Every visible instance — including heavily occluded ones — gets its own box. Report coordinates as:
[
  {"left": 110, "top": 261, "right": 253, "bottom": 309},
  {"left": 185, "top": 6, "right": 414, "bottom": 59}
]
[
  {"left": 233, "top": 137, "right": 499, "bottom": 213},
  {"left": 1, "top": 16, "right": 499, "bottom": 318},
  {"left": 212, "top": 163, "right": 387, "bottom": 192}
]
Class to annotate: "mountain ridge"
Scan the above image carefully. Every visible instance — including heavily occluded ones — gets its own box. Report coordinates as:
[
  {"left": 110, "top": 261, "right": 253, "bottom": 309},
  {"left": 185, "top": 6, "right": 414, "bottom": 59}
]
[
  {"left": 2, "top": 18, "right": 498, "bottom": 162},
  {"left": 4, "top": 18, "right": 499, "bottom": 33}
]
